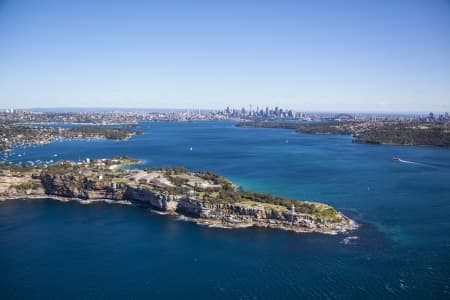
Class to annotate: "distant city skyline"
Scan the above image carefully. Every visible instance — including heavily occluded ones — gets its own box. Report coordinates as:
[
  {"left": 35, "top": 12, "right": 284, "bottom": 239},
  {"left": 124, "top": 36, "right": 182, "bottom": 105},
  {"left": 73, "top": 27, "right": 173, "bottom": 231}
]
[
  {"left": 1, "top": 105, "right": 448, "bottom": 117},
  {"left": 1, "top": 0, "right": 449, "bottom": 112}
]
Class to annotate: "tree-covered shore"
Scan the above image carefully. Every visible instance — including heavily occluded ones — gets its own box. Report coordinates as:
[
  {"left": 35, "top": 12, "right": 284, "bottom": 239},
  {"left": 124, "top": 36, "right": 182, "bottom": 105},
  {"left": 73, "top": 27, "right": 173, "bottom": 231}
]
[
  {"left": 237, "top": 121, "right": 450, "bottom": 147},
  {"left": 0, "top": 124, "right": 143, "bottom": 151}
]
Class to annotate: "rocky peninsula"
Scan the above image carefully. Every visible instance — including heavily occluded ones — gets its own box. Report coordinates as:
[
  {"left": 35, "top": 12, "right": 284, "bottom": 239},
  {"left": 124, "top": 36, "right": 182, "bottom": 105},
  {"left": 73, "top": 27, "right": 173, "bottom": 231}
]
[{"left": 0, "top": 156, "right": 356, "bottom": 234}]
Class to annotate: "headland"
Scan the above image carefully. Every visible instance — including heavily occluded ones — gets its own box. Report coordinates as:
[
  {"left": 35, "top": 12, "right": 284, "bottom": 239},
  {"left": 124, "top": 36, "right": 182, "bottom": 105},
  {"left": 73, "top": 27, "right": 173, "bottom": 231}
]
[
  {"left": 237, "top": 121, "right": 450, "bottom": 147},
  {"left": 0, "top": 156, "right": 356, "bottom": 234}
]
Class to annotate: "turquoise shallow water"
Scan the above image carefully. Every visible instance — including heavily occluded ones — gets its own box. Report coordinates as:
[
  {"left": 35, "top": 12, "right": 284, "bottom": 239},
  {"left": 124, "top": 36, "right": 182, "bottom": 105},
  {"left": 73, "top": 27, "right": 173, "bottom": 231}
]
[{"left": 1, "top": 121, "right": 450, "bottom": 299}]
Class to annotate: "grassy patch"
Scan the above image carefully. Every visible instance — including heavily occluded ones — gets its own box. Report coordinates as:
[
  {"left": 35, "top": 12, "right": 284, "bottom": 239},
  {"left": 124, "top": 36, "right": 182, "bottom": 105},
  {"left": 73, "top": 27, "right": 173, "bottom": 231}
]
[{"left": 239, "top": 199, "right": 288, "bottom": 212}]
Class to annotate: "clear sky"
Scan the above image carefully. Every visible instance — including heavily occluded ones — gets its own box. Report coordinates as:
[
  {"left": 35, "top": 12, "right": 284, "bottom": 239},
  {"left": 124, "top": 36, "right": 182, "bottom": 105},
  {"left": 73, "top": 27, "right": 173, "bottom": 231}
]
[{"left": 0, "top": 0, "right": 449, "bottom": 112}]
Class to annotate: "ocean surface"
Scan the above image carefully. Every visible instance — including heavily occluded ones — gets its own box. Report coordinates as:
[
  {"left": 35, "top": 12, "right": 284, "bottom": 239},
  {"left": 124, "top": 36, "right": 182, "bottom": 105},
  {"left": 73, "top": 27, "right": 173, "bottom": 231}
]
[{"left": 1, "top": 121, "right": 449, "bottom": 299}]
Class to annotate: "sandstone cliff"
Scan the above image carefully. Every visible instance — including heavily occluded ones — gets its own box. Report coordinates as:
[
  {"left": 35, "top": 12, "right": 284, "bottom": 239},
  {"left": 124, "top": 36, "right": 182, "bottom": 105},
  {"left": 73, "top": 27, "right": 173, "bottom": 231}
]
[{"left": 0, "top": 165, "right": 357, "bottom": 234}]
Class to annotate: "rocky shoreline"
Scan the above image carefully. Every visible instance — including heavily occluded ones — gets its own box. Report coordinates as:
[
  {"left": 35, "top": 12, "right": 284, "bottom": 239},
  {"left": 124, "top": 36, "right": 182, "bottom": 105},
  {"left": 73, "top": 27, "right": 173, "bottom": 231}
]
[
  {"left": 0, "top": 157, "right": 358, "bottom": 234},
  {"left": 0, "top": 195, "right": 357, "bottom": 234}
]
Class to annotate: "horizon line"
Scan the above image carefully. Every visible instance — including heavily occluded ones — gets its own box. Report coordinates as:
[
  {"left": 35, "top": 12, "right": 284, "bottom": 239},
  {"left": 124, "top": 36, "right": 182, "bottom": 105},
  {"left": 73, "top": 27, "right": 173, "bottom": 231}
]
[{"left": 0, "top": 106, "right": 445, "bottom": 115}]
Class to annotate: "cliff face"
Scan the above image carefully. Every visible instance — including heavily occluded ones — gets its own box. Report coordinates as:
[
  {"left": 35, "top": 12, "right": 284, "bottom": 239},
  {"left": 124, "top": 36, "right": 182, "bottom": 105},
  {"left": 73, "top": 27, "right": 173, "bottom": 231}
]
[
  {"left": 0, "top": 171, "right": 356, "bottom": 233},
  {"left": 122, "top": 186, "right": 178, "bottom": 211},
  {"left": 40, "top": 174, "right": 126, "bottom": 200},
  {"left": 0, "top": 172, "right": 44, "bottom": 197},
  {"left": 173, "top": 198, "right": 351, "bottom": 231},
  {"left": 38, "top": 174, "right": 180, "bottom": 211}
]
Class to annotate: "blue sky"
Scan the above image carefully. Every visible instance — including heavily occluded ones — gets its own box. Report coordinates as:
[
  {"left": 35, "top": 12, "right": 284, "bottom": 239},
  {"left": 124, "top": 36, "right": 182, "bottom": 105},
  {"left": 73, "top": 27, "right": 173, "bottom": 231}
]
[{"left": 0, "top": 0, "right": 449, "bottom": 112}]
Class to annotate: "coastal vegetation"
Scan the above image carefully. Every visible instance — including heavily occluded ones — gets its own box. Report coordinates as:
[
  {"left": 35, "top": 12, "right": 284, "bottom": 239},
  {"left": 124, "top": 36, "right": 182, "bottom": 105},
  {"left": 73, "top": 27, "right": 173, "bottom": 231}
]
[
  {"left": 0, "top": 157, "right": 356, "bottom": 233},
  {"left": 237, "top": 121, "right": 450, "bottom": 147},
  {"left": 0, "top": 124, "right": 143, "bottom": 151},
  {"left": 353, "top": 122, "right": 450, "bottom": 146},
  {"left": 65, "top": 126, "right": 143, "bottom": 140},
  {"left": 11, "top": 182, "right": 42, "bottom": 191},
  {"left": 237, "top": 121, "right": 358, "bottom": 135}
]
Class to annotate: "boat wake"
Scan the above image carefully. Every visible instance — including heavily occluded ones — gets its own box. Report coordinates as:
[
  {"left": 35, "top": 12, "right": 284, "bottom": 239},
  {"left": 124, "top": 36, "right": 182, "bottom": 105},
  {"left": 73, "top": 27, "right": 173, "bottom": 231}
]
[{"left": 398, "top": 159, "right": 429, "bottom": 167}]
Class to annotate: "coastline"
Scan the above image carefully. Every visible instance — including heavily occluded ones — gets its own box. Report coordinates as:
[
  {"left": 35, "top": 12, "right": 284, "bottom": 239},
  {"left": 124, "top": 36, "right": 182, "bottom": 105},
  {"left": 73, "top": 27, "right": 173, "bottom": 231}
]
[
  {"left": 0, "top": 156, "right": 357, "bottom": 235},
  {"left": 0, "top": 195, "right": 133, "bottom": 206},
  {"left": 0, "top": 195, "right": 358, "bottom": 234},
  {"left": 110, "top": 159, "right": 145, "bottom": 170},
  {"left": 237, "top": 121, "right": 450, "bottom": 148}
]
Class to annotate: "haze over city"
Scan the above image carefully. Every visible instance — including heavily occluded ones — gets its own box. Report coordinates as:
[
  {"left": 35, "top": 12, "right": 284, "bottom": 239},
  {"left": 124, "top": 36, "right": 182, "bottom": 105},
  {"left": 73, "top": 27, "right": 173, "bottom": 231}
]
[{"left": 1, "top": 0, "right": 449, "bottom": 112}]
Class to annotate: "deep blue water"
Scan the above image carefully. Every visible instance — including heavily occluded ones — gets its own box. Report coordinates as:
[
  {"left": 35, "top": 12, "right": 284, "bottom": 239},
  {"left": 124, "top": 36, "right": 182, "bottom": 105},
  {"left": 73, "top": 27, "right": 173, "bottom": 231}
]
[{"left": 1, "top": 121, "right": 450, "bottom": 299}]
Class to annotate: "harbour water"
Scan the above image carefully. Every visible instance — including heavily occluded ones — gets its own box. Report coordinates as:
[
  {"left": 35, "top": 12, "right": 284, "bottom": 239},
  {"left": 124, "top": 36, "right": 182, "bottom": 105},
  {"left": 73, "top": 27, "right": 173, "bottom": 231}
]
[{"left": 1, "top": 121, "right": 449, "bottom": 299}]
